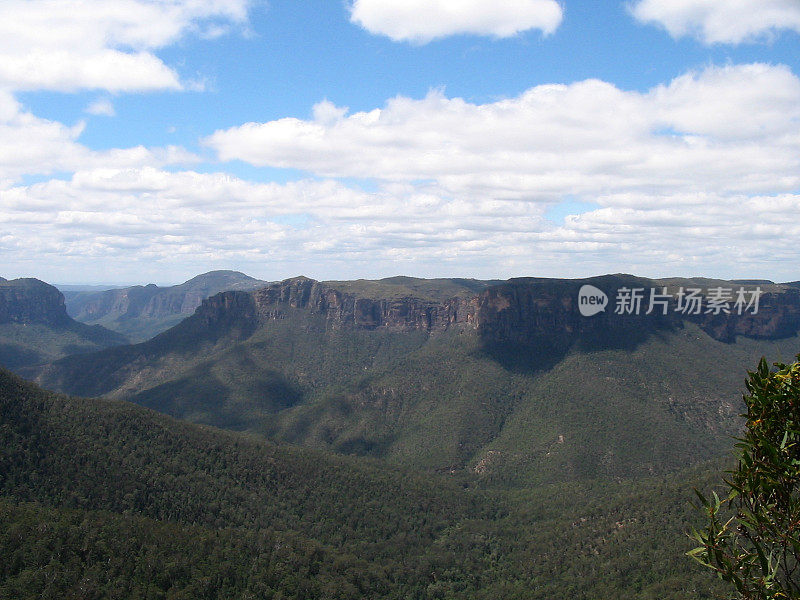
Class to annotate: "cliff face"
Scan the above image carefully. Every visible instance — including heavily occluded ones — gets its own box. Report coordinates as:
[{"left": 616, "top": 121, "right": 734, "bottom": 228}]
[
  {"left": 471, "top": 275, "right": 678, "bottom": 348},
  {"left": 688, "top": 288, "right": 800, "bottom": 342},
  {"left": 251, "top": 277, "right": 478, "bottom": 330},
  {"left": 193, "top": 275, "right": 800, "bottom": 347},
  {"left": 69, "top": 284, "right": 161, "bottom": 321},
  {"left": 0, "top": 279, "right": 70, "bottom": 326}
]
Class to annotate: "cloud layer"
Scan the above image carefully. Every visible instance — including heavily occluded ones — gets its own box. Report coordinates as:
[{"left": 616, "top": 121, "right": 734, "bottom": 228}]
[
  {"left": 0, "top": 0, "right": 250, "bottom": 92},
  {"left": 2, "top": 0, "right": 798, "bottom": 284},
  {"left": 205, "top": 64, "right": 800, "bottom": 201},
  {"left": 349, "top": 0, "right": 563, "bottom": 43},
  {"left": 3, "top": 166, "right": 799, "bottom": 284},
  {"left": 631, "top": 0, "right": 800, "bottom": 44}
]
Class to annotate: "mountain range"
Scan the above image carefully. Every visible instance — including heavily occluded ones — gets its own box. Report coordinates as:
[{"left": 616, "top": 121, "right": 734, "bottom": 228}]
[
  {"left": 3, "top": 268, "right": 797, "bottom": 597},
  {"left": 18, "top": 272, "right": 800, "bottom": 488},
  {"left": 61, "top": 270, "right": 269, "bottom": 342}
]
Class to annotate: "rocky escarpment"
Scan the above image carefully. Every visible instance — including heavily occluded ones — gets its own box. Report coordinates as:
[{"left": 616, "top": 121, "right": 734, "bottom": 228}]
[
  {"left": 194, "top": 277, "right": 469, "bottom": 332},
  {"left": 68, "top": 283, "right": 231, "bottom": 322},
  {"left": 687, "top": 287, "right": 800, "bottom": 342},
  {"left": 194, "top": 275, "right": 800, "bottom": 347},
  {"left": 0, "top": 279, "right": 128, "bottom": 372},
  {"left": 475, "top": 277, "right": 800, "bottom": 345},
  {"left": 68, "top": 284, "right": 162, "bottom": 321},
  {"left": 251, "top": 277, "right": 479, "bottom": 330},
  {"left": 0, "top": 279, "right": 71, "bottom": 326},
  {"left": 193, "top": 275, "right": 665, "bottom": 349}
]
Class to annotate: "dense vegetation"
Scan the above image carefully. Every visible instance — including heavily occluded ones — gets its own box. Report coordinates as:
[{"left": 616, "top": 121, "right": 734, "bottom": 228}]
[
  {"left": 0, "top": 322, "right": 126, "bottom": 370},
  {"left": 691, "top": 356, "right": 800, "bottom": 599},
  {"left": 7, "top": 274, "right": 800, "bottom": 597},
  {"left": 0, "top": 367, "right": 727, "bottom": 598}
]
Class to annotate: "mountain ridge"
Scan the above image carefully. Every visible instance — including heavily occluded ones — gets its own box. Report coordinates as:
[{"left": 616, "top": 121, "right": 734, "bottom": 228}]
[{"left": 194, "top": 274, "right": 800, "bottom": 344}]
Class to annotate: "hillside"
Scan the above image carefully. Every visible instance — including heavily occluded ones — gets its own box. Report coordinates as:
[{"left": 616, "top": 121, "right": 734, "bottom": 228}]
[
  {"left": 63, "top": 270, "right": 268, "bottom": 342},
  {"left": 0, "top": 367, "right": 727, "bottom": 599},
  {"left": 30, "top": 275, "right": 800, "bottom": 486},
  {"left": 0, "top": 278, "right": 127, "bottom": 370}
]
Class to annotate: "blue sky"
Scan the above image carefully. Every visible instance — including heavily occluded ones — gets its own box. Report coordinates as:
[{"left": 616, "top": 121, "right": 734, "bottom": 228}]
[{"left": 1, "top": 0, "right": 800, "bottom": 285}]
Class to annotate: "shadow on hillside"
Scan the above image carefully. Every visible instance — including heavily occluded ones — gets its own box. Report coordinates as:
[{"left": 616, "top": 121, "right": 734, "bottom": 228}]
[
  {"left": 0, "top": 344, "right": 44, "bottom": 370},
  {"left": 480, "top": 322, "right": 679, "bottom": 375},
  {"left": 130, "top": 366, "right": 304, "bottom": 431}
]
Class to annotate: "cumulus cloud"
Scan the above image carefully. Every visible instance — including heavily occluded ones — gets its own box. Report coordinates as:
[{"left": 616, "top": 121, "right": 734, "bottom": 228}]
[
  {"left": 0, "top": 0, "right": 251, "bottom": 92},
  {"left": 630, "top": 0, "right": 800, "bottom": 44},
  {"left": 205, "top": 63, "right": 800, "bottom": 200},
  {"left": 349, "top": 0, "right": 563, "bottom": 43},
  {"left": 171, "top": 62, "right": 800, "bottom": 282}
]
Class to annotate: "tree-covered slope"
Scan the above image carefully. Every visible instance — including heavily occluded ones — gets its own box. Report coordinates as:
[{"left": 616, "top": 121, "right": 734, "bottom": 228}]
[{"left": 0, "top": 367, "right": 727, "bottom": 599}]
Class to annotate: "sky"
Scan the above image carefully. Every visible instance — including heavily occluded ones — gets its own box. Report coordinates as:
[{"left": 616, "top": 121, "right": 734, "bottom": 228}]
[{"left": 1, "top": 0, "right": 799, "bottom": 285}]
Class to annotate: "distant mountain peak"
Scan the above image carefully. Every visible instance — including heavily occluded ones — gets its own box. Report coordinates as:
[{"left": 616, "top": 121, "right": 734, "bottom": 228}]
[{"left": 180, "top": 270, "right": 260, "bottom": 287}]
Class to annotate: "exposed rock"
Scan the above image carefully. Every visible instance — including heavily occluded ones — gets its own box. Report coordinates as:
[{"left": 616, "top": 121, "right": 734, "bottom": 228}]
[
  {"left": 688, "top": 288, "right": 800, "bottom": 342},
  {"left": 248, "top": 276, "right": 477, "bottom": 331},
  {"left": 0, "top": 278, "right": 70, "bottom": 326},
  {"left": 189, "top": 274, "right": 800, "bottom": 350}
]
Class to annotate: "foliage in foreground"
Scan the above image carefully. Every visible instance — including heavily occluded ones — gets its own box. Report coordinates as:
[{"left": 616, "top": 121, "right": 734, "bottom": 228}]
[
  {"left": 0, "top": 367, "right": 727, "bottom": 599},
  {"left": 690, "top": 356, "right": 800, "bottom": 599}
]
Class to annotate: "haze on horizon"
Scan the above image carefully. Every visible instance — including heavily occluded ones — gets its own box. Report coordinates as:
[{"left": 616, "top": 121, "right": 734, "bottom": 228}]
[{"left": 1, "top": 0, "right": 799, "bottom": 286}]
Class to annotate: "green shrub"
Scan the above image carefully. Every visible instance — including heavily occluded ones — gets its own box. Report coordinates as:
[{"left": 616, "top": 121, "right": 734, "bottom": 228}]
[{"left": 690, "top": 356, "right": 800, "bottom": 599}]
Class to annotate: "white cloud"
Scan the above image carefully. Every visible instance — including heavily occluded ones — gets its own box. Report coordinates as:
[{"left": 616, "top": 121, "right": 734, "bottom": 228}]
[
  {"left": 3, "top": 166, "right": 800, "bottom": 284},
  {"left": 0, "top": 0, "right": 251, "bottom": 92},
  {"left": 86, "top": 98, "right": 116, "bottom": 117},
  {"left": 349, "top": 0, "right": 563, "bottom": 43},
  {"left": 630, "top": 0, "right": 800, "bottom": 44},
  {"left": 0, "top": 90, "right": 196, "bottom": 183},
  {"left": 205, "top": 63, "right": 800, "bottom": 201},
  {"left": 170, "top": 62, "right": 800, "bottom": 282}
]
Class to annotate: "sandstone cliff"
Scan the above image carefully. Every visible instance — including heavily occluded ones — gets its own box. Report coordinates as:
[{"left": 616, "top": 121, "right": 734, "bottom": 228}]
[
  {"left": 0, "top": 278, "right": 71, "bottom": 326},
  {"left": 193, "top": 275, "right": 800, "bottom": 346},
  {"left": 0, "top": 278, "right": 128, "bottom": 371}
]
